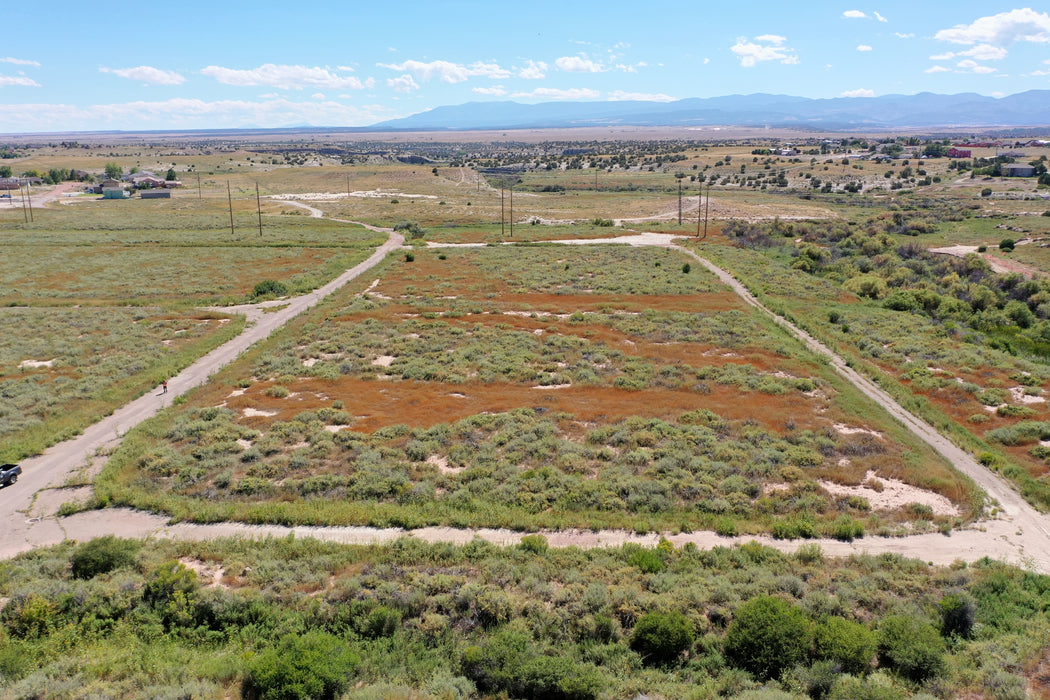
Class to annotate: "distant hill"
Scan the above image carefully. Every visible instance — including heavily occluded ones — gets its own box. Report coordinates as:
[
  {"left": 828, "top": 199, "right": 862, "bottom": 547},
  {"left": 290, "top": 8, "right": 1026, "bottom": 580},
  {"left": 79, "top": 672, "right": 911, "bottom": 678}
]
[{"left": 370, "top": 91, "right": 1050, "bottom": 132}]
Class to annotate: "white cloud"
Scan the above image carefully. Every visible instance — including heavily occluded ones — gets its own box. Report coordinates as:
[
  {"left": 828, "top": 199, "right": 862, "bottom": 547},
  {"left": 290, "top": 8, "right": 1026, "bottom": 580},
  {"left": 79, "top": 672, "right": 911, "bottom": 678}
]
[
  {"left": 312, "top": 92, "right": 325, "bottom": 100},
  {"left": 935, "top": 8, "right": 1050, "bottom": 46},
  {"left": 843, "top": 10, "right": 867, "bottom": 19},
  {"left": 511, "top": 87, "right": 601, "bottom": 100},
  {"left": 841, "top": 88, "right": 875, "bottom": 97},
  {"left": 200, "top": 64, "right": 371, "bottom": 90},
  {"left": 955, "top": 59, "right": 997, "bottom": 74},
  {"left": 555, "top": 55, "right": 605, "bottom": 72},
  {"left": 895, "top": 32, "right": 915, "bottom": 39},
  {"left": 100, "top": 66, "right": 186, "bottom": 86},
  {"left": 0, "top": 97, "right": 391, "bottom": 132},
  {"left": 0, "top": 75, "right": 40, "bottom": 87},
  {"left": 874, "top": 11, "right": 888, "bottom": 22},
  {"left": 1, "top": 57, "right": 40, "bottom": 67},
  {"left": 924, "top": 65, "right": 950, "bottom": 73},
  {"left": 472, "top": 86, "right": 507, "bottom": 96},
  {"left": 608, "top": 90, "right": 676, "bottom": 102},
  {"left": 518, "top": 60, "right": 547, "bottom": 79},
  {"left": 857, "top": 45, "right": 873, "bottom": 52},
  {"left": 377, "top": 59, "right": 509, "bottom": 83},
  {"left": 703, "top": 57, "right": 711, "bottom": 64},
  {"left": 386, "top": 74, "right": 419, "bottom": 93},
  {"left": 336, "top": 66, "right": 356, "bottom": 72},
  {"left": 614, "top": 63, "right": 643, "bottom": 73},
  {"left": 731, "top": 36, "right": 799, "bottom": 67},
  {"left": 931, "top": 44, "right": 1008, "bottom": 61}
]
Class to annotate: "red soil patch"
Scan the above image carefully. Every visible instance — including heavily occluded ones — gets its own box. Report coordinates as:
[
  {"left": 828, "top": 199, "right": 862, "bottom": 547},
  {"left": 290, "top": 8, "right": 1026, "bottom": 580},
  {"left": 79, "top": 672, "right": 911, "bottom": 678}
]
[{"left": 224, "top": 377, "right": 823, "bottom": 435}]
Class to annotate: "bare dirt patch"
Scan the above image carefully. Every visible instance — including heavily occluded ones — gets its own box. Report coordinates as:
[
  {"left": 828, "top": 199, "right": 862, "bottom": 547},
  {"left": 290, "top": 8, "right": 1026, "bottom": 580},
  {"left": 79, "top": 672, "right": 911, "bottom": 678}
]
[{"left": 820, "top": 470, "right": 959, "bottom": 517}]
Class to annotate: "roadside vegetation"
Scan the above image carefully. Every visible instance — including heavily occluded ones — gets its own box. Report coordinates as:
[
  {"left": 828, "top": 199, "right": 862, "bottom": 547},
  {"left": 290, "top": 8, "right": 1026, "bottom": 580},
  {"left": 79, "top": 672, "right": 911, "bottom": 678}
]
[
  {"left": 696, "top": 204, "right": 1050, "bottom": 509},
  {"left": 0, "top": 535, "right": 1045, "bottom": 699}
]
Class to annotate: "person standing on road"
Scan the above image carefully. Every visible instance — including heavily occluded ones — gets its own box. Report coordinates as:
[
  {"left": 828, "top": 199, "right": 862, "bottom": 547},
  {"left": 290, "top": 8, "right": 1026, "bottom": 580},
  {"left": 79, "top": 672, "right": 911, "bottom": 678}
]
[{"left": 162, "top": 380, "right": 168, "bottom": 394}]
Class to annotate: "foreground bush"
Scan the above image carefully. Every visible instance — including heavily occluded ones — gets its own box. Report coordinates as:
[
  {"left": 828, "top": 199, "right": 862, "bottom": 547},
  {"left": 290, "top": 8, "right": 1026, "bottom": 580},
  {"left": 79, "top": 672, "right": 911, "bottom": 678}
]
[
  {"left": 242, "top": 631, "right": 359, "bottom": 700},
  {"left": 877, "top": 615, "right": 945, "bottom": 682},
  {"left": 630, "top": 610, "right": 695, "bottom": 665},
  {"left": 813, "top": 616, "right": 877, "bottom": 674},
  {"left": 70, "top": 536, "right": 139, "bottom": 579},
  {"left": 724, "top": 595, "right": 811, "bottom": 680}
]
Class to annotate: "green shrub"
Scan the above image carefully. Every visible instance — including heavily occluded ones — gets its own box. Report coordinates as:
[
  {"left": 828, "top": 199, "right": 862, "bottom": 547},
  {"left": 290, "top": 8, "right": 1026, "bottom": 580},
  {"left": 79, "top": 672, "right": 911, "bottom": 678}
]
[
  {"left": 715, "top": 518, "right": 739, "bottom": 537},
  {"left": 877, "top": 615, "right": 945, "bottom": 682},
  {"left": 724, "top": 596, "right": 811, "bottom": 680},
  {"left": 252, "top": 279, "right": 288, "bottom": 298},
  {"left": 630, "top": 611, "right": 695, "bottom": 665},
  {"left": 70, "top": 536, "right": 140, "bottom": 579},
  {"left": 517, "top": 656, "right": 604, "bottom": 700},
  {"left": 242, "top": 631, "right": 359, "bottom": 700},
  {"left": 939, "top": 592, "right": 976, "bottom": 639},
  {"left": 999, "top": 238, "right": 1015, "bottom": 251},
  {"left": 519, "top": 534, "right": 549, "bottom": 554},
  {"left": 813, "top": 616, "right": 877, "bottom": 674},
  {"left": 831, "top": 515, "right": 864, "bottom": 542},
  {"left": 626, "top": 546, "right": 665, "bottom": 573}
]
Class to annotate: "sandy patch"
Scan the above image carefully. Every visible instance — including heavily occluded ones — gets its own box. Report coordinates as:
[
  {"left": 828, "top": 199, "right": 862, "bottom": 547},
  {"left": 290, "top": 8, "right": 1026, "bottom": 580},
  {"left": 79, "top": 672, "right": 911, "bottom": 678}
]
[
  {"left": 228, "top": 388, "right": 247, "bottom": 398},
  {"left": 324, "top": 425, "right": 347, "bottom": 433},
  {"left": 427, "top": 454, "right": 462, "bottom": 475},
  {"left": 532, "top": 383, "right": 572, "bottom": 390},
  {"left": 1009, "top": 386, "right": 1045, "bottom": 404},
  {"left": 178, "top": 557, "right": 227, "bottom": 589},
  {"left": 272, "top": 191, "right": 438, "bottom": 201},
  {"left": 242, "top": 408, "right": 277, "bottom": 418},
  {"left": 19, "top": 359, "right": 54, "bottom": 369},
  {"left": 832, "top": 423, "right": 883, "bottom": 439},
  {"left": 820, "top": 470, "right": 958, "bottom": 517},
  {"left": 302, "top": 358, "right": 318, "bottom": 367},
  {"left": 372, "top": 355, "right": 396, "bottom": 367},
  {"left": 236, "top": 439, "right": 252, "bottom": 450}
]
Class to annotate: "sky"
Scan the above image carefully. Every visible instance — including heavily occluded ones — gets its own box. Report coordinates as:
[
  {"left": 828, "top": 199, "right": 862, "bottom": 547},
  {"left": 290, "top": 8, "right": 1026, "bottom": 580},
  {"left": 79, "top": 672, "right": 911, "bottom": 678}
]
[{"left": 1, "top": 1, "right": 1049, "bottom": 133}]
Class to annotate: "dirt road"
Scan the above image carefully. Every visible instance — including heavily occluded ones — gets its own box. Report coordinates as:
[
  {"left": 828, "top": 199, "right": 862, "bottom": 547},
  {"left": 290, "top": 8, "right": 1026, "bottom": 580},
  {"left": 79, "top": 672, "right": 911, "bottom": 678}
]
[
  {"left": 6, "top": 228, "right": 1050, "bottom": 573},
  {"left": 0, "top": 220, "right": 404, "bottom": 560}
]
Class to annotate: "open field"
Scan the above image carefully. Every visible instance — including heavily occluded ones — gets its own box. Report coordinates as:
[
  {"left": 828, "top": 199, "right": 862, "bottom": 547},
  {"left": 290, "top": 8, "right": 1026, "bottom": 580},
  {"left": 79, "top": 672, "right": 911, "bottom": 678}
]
[
  {"left": 3, "top": 130, "right": 1050, "bottom": 697},
  {"left": 93, "top": 243, "right": 971, "bottom": 538}
]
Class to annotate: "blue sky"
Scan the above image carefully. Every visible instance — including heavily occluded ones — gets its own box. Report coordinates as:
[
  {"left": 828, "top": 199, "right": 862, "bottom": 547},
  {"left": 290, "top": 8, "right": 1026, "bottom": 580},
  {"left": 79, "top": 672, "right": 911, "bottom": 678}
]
[{"left": 2, "top": 1, "right": 1049, "bottom": 133}]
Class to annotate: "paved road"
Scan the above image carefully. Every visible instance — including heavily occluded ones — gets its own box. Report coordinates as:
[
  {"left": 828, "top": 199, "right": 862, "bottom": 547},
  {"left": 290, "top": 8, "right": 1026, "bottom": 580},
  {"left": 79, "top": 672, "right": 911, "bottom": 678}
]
[{"left": 5, "top": 229, "right": 1050, "bottom": 573}]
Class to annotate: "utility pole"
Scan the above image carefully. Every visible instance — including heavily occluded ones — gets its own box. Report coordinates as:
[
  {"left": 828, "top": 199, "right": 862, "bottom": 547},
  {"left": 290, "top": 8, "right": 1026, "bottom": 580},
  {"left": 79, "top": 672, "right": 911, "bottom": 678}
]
[
  {"left": 25, "top": 182, "right": 33, "bottom": 222},
  {"left": 197, "top": 173, "right": 201, "bottom": 201},
  {"left": 595, "top": 167, "right": 598, "bottom": 191},
  {"left": 256, "top": 182, "right": 263, "bottom": 237},
  {"left": 509, "top": 182, "right": 513, "bottom": 237},
  {"left": 19, "top": 183, "right": 28, "bottom": 223},
  {"left": 500, "top": 181, "right": 505, "bottom": 237},
  {"left": 702, "top": 184, "right": 711, "bottom": 240},
  {"left": 227, "top": 181, "right": 235, "bottom": 236},
  {"left": 678, "top": 179, "right": 682, "bottom": 225}
]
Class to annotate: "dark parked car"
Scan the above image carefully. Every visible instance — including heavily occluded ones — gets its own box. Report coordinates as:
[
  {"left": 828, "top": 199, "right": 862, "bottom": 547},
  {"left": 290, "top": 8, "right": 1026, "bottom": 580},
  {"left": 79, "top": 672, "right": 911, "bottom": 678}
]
[{"left": 0, "top": 464, "right": 20, "bottom": 486}]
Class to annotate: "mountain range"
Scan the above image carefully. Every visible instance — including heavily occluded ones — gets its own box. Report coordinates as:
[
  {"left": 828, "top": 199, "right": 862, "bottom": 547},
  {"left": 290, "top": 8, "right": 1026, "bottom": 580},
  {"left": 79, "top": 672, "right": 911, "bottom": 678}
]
[{"left": 370, "top": 91, "right": 1050, "bottom": 132}]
